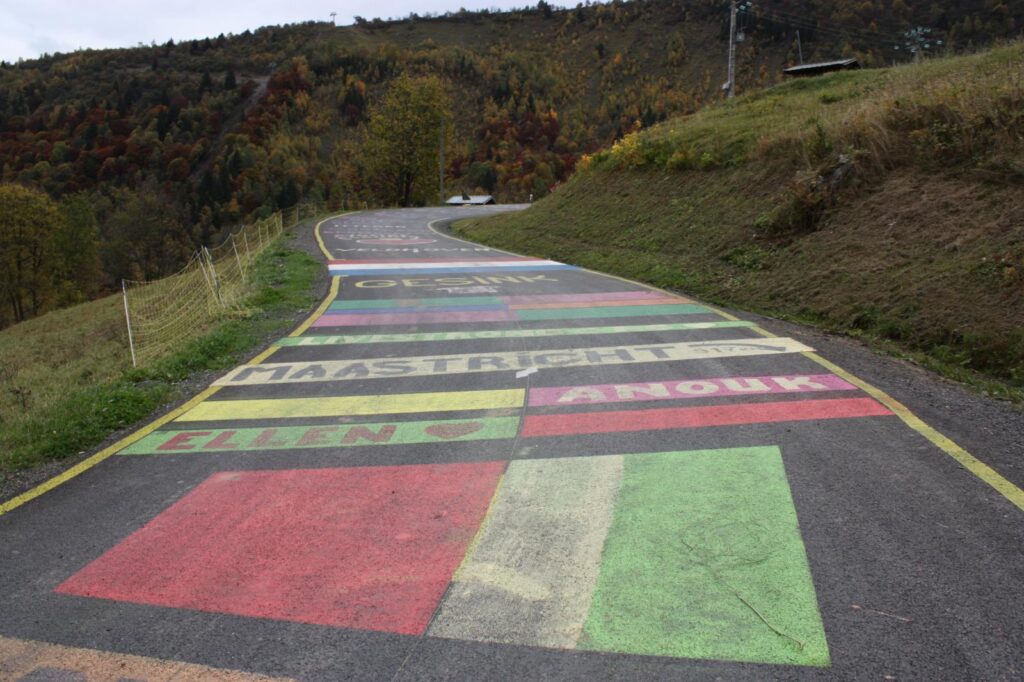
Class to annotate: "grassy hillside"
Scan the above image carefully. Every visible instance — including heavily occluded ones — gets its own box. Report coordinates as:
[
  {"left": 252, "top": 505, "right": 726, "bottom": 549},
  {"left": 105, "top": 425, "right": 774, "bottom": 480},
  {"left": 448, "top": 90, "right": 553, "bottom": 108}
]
[
  {"left": 455, "top": 44, "right": 1024, "bottom": 399},
  {"left": 0, "top": 236, "right": 321, "bottom": 477}
]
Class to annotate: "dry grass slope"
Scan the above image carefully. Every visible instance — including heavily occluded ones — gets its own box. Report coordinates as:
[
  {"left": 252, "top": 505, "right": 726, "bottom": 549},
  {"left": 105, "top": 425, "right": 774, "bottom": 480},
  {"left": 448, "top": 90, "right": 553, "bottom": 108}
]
[{"left": 456, "top": 43, "right": 1024, "bottom": 399}]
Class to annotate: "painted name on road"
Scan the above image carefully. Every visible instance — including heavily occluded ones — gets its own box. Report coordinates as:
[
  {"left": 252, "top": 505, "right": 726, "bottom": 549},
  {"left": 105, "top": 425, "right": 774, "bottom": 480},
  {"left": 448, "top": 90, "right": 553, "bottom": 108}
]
[
  {"left": 529, "top": 374, "right": 856, "bottom": 406},
  {"left": 214, "top": 338, "right": 815, "bottom": 386},
  {"left": 121, "top": 417, "right": 520, "bottom": 455}
]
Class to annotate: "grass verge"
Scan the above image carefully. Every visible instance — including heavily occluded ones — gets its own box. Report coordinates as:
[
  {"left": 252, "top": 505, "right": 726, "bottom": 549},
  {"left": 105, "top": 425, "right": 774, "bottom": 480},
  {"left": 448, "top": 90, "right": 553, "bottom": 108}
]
[
  {"left": 0, "top": 239, "right": 321, "bottom": 473},
  {"left": 453, "top": 45, "right": 1024, "bottom": 405}
]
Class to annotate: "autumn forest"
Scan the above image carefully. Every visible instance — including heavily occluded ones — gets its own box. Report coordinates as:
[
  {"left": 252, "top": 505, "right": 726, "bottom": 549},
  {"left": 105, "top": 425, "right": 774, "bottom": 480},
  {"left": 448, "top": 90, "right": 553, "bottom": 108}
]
[{"left": 1, "top": 0, "right": 1021, "bottom": 328}]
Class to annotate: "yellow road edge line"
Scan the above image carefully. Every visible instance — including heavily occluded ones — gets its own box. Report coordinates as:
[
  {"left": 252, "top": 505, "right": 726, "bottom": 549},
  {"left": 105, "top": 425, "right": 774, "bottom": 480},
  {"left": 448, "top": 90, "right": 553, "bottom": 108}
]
[
  {"left": 712, "top": 308, "right": 1024, "bottom": 513},
  {"left": 315, "top": 210, "right": 353, "bottom": 260},
  {"left": 437, "top": 219, "right": 1024, "bottom": 513},
  {"left": 0, "top": 384, "right": 222, "bottom": 516},
  {"left": 0, "top": 218, "right": 348, "bottom": 517}
]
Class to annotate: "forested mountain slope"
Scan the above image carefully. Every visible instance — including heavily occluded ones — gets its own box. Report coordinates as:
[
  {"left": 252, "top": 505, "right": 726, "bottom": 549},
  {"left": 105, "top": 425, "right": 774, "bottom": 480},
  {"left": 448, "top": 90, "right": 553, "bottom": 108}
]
[{"left": 1, "top": 0, "right": 1021, "bottom": 328}]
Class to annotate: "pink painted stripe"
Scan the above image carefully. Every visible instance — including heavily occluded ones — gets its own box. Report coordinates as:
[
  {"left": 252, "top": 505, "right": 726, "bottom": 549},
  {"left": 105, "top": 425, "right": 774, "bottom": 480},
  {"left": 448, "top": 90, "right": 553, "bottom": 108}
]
[
  {"left": 500, "top": 291, "right": 670, "bottom": 304},
  {"left": 313, "top": 311, "right": 517, "bottom": 327},
  {"left": 522, "top": 397, "right": 892, "bottom": 437},
  {"left": 528, "top": 374, "right": 856, "bottom": 407},
  {"left": 510, "top": 298, "right": 685, "bottom": 310}
]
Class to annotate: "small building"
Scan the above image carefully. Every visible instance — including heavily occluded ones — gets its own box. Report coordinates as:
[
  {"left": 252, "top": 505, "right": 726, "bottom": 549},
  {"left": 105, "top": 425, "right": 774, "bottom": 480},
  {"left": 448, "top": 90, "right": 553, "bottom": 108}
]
[
  {"left": 783, "top": 58, "right": 859, "bottom": 78},
  {"left": 446, "top": 193, "right": 495, "bottom": 206}
]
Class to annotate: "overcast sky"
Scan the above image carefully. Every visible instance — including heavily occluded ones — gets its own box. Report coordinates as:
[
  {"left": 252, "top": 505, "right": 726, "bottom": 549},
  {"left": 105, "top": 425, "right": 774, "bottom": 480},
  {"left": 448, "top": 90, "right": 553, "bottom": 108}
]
[{"left": 0, "top": 0, "right": 548, "bottom": 62}]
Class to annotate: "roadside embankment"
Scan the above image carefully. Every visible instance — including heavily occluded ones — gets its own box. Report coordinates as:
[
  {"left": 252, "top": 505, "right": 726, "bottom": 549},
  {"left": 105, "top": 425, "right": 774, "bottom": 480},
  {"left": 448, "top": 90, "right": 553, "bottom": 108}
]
[
  {"left": 455, "top": 44, "right": 1024, "bottom": 401},
  {"left": 0, "top": 223, "right": 325, "bottom": 498}
]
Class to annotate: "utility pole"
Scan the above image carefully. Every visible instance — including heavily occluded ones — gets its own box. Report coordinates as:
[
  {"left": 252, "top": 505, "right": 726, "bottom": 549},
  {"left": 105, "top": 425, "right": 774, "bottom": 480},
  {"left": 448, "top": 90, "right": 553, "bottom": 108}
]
[
  {"left": 329, "top": 11, "right": 337, "bottom": 25},
  {"left": 724, "top": 1, "right": 751, "bottom": 99},
  {"left": 726, "top": 0, "right": 737, "bottom": 98},
  {"left": 438, "top": 119, "right": 445, "bottom": 205},
  {"left": 796, "top": 29, "right": 803, "bottom": 64}
]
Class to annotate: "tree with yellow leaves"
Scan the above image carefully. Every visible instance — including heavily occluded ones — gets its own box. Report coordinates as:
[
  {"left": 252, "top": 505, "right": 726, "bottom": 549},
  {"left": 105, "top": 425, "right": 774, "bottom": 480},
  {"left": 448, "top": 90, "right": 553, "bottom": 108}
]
[{"left": 364, "top": 74, "right": 452, "bottom": 207}]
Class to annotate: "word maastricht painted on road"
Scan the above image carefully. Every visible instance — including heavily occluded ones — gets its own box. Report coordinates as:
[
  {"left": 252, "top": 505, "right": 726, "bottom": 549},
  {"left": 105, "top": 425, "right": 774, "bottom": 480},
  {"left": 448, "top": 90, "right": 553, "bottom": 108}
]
[
  {"left": 58, "top": 448, "right": 830, "bottom": 666},
  {"left": 214, "top": 338, "right": 815, "bottom": 386}
]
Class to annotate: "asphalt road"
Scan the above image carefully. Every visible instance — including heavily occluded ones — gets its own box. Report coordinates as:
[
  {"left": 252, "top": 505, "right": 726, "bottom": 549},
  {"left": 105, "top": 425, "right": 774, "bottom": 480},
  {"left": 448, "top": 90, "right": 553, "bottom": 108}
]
[{"left": 1, "top": 207, "right": 1022, "bottom": 681}]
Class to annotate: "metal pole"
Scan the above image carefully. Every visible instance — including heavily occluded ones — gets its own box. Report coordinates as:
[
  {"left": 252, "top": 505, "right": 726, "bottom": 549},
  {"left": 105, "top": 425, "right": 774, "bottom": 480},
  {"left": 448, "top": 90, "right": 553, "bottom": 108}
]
[
  {"left": 439, "top": 119, "right": 445, "bottom": 205},
  {"left": 726, "top": 0, "right": 737, "bottom": 99},
  {"left": 232, "top": 237, "right": 245, "bottom": 279},
  {"left": 121, "top": 280, "right": 138, "bottom": 367},
  {"left": 797, "top": 29, "right": 803, "bottom": 64},
  {"left": 203, "top": 247, "right": 225, "bottom": 306}
]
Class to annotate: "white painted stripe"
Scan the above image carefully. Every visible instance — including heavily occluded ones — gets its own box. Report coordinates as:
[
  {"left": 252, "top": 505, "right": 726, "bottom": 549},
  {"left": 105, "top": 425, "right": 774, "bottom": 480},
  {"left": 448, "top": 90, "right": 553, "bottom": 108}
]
[
  {"left": 214, "top": 338, "right": 815, "bottom": 386},
  {"left": 328, "top": 260, "right": 560, "bottom": 270},
  {"left": 428, "top": 456, "right": 623, "bottom": 648}
]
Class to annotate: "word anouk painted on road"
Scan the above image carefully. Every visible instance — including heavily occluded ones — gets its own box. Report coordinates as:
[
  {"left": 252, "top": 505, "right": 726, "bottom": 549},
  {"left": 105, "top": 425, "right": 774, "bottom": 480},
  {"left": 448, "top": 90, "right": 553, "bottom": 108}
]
[
  {"left": 275, "top": 320, "right": 754, "bottom": 346},
  {"left": 61, "top": 449, "right": 829, "bottom": 666},
  {"left": 529, "top": 374, "right": 856, "bottom": 406},
  {"left": 214, "top": 338, "right": 815, "bottom": 386},
  {"left": 121, "top": 417, "right": 520, "bottom": 455}
]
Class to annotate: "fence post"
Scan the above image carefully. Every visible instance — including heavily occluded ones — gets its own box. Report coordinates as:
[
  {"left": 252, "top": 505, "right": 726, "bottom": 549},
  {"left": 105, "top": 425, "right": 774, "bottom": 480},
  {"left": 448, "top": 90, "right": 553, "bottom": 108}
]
[
  {"left": 122, "top": 280, "right": 138, "bottom": 368},
  {"left": 232, "top": 237, "right": 245, "bottom": 280},
  {"left": 203, "top": 247, "right": 225, "bottom": 307}
]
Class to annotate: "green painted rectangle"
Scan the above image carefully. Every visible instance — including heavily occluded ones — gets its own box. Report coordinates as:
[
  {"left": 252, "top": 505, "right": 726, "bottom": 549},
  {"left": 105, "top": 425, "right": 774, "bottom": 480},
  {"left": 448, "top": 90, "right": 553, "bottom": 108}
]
[
  {"left": 275, "top": 320, "right": 754, "bottom": 346},
  {"left": 329, "top": 296, "right": 500, "bottom": 310},
  {"left": 580, "top": 447, "right": 830, "bottom": 667},
  {"left": 119, "top": 417, "right": 520, "bottom": 455},
  {"left": 516, "top": 304, "right": 709, "bottom": 321}
]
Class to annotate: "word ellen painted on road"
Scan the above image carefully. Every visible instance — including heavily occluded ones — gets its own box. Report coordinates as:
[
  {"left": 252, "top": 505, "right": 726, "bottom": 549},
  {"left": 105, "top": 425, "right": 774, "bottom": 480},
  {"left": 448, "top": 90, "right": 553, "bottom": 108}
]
[
  {"left": 529, "top": 374, "right": 856, "bottom": 407},
  {"left": 214, "top": 338, "right": 815, "bottom": 386},
  {"left": 121, "top": 418, "right": 520, "bottom": 455}
]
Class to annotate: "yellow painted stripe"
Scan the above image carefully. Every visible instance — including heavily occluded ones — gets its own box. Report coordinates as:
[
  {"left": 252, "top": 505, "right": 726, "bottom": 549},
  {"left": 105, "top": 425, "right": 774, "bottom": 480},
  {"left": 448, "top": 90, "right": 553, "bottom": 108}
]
[
  {"left": 805, "top": 351, "right": 1024, "bottom": 512},
  {"left": 290, "top": 276, "right": 340, "bottom": 337},
  {"left": 314, "top": 211, "right": 352, "bottom": 259},
  {"left": 177, "top": 389, "right": 526, "bottom": 421},
  {"left": 0, "top": 225, "right": 347, "bottom": 517},
  {"left": 0, "top": 385, "right": 223, "bottom": 516},
  {"left": 436, "top": 222, "right": 1024, "bottom": 513},
  {"left": 0, "top": 634, "right": 295, "bottom": 681}
]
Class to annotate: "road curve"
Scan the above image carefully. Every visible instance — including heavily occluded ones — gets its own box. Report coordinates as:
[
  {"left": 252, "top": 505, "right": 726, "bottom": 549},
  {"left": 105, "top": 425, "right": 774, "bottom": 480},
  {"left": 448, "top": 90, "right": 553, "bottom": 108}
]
[{"left": 1, "top": 207, "right": 1021, "bottom": 680}]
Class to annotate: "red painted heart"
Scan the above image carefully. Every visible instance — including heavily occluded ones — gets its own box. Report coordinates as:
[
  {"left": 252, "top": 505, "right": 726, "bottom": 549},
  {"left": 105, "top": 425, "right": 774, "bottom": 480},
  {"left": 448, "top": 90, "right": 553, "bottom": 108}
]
[{"left": 425, "top": 422, "right": 484, "bottom": 440}]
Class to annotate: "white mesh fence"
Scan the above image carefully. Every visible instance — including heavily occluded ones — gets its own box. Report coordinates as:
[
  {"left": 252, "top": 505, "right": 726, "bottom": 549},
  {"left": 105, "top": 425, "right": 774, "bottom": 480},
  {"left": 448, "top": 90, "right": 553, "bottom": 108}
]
[{"left": 122, "top": 203, "right": 322, "bottom": 366}]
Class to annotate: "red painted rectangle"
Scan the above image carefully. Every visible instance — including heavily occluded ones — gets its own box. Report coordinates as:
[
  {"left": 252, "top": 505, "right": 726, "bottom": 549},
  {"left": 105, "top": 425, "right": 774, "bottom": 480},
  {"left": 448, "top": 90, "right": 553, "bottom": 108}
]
[
  {"left": 521, "top": 397, "right": 892, "bottom": 437},
  {"left": 312, "top": 310, "right": 517, "bottom": 326},
  {"left": 56, "top": 463, "right": 504, "bottom": 635}
]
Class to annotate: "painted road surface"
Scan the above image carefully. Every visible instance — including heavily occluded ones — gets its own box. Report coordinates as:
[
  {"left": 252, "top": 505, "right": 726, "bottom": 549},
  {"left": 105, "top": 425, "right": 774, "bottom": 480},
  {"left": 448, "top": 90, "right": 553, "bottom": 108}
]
[{"left": 1, "top": 206, "right": 1022, "bottom": 681}]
